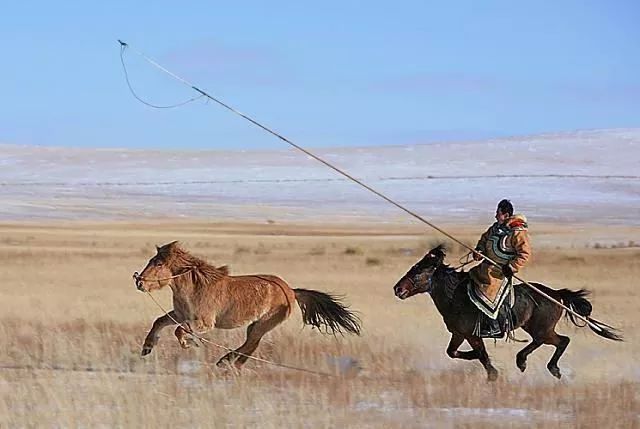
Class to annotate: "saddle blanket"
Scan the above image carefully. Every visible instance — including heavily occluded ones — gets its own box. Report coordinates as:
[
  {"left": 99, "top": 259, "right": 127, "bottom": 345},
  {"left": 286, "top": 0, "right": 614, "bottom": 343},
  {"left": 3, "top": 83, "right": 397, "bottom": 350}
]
[{"left": 468, "top": 277, "right": 513, "bottom": 319}]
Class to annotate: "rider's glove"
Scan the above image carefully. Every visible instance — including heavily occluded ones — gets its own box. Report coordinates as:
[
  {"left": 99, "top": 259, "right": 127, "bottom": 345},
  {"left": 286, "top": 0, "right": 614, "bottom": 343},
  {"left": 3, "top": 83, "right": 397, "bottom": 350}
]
[{"left": 502, "top": 264, "right": 514, "bottom": 278}]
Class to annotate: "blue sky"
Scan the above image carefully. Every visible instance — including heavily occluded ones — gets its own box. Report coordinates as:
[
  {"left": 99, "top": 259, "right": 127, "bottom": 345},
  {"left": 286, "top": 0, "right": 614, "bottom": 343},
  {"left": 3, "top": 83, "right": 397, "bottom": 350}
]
[{"left": 1, "top": 1, "right": 639, "bottom": 149}]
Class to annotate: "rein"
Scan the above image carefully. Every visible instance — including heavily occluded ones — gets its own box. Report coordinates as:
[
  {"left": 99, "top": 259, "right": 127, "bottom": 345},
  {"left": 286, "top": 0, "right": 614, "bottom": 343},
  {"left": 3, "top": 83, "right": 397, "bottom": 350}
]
[{"left": 452, "top": 252, "right": 475, "bottom": 270}]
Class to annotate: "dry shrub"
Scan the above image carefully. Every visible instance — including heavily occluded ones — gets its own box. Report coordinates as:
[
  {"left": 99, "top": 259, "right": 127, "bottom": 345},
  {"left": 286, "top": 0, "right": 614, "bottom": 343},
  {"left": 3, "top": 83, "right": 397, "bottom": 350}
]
[
  {"left": 344, "top": 246, "right": 363, "bottom": 255},
  {"left": 562, "top": 255, "right": 587, "bottom": 263},
  {"left": 365, "top": 257, "right": 382, "bottom": 266},
  {"left": 308, "top": 246, "right": 326, "bottom": 256},
  {"left": 254, "top": 244, "right": 271, "bottom": 255},
  {"left": 234, "top": 245, "right": 251, "bottom": 254}
]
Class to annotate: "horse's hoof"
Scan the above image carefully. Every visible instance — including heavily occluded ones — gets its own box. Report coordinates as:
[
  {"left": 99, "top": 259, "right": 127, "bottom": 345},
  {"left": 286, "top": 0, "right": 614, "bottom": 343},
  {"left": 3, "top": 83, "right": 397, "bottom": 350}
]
[
  {"left": 548, "top": 365, "right": 562, "bottom": 379},
  {"left": 141, "top": 346, "right": 152, "bottom": 356},
  {"left": 216, "top": 361, "right": 240, "bottom": 372},
  {"left": 216, "top": 358, "right": 231, "bottom": 368},
  {"left": 516, "top": 359, "right": 526, "bottom": 372},
  {"left": 487, "top": 369, "right": 499, "bottom": 382}
]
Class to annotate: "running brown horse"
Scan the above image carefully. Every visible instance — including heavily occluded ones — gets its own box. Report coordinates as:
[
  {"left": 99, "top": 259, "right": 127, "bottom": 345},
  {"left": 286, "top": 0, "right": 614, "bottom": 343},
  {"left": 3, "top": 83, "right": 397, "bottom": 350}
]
[
  {"left": 134, "top": 241, "right": 361, "bottom": 368},
  {"left": 393, "top": 245, "right": 622, "bottom": 381}
]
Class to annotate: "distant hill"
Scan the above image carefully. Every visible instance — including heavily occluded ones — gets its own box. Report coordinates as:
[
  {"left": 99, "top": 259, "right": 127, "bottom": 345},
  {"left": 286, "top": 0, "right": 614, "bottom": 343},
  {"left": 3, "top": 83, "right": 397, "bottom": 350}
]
[{"left": 1, "top": 129, "right": 638, "bottom": 224}]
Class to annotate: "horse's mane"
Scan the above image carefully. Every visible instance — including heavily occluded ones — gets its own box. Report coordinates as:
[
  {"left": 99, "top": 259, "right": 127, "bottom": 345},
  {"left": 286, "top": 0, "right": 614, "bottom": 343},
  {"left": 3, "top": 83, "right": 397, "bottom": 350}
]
[
  {"left": 434, "top": 262, "right": 466, "bottom": 300},
  {"left": 159, "top": 242, "right": 229, "bottom": 287},
  {"left": 428, "top": 245, "right": 464, "bottom": 277},
  {"left": 435, "top": 263, "right": 463, "bottom": 279}
]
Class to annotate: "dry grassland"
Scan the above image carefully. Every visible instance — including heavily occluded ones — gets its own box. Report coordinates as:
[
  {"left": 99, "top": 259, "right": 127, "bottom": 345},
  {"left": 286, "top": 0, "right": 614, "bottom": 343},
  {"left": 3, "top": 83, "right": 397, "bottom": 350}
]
[{"left": 0, "top": 221, "right": 638, "bottom": 428}]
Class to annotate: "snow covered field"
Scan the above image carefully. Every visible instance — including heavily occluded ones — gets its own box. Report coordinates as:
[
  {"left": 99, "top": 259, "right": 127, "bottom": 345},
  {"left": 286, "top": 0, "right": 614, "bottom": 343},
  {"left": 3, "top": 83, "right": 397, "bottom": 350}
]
[{"left": 1, "top": 128, "right": 638, "bottom": 224}]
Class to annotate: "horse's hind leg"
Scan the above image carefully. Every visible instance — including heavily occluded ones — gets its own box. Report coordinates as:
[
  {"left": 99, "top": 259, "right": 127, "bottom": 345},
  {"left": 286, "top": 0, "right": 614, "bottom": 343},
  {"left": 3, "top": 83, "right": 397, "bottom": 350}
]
[
  {"left": 216, "top": 309, "right": 288, "bottom": 369},
  {"left": 515, "top": 339, "right": 543, "bottom": 372},
  {"left": 467, "top": 336, "right": 499, "bottom": 381},
  {"left": 543, "top": 332, "right": 570, "bottom": 379}
]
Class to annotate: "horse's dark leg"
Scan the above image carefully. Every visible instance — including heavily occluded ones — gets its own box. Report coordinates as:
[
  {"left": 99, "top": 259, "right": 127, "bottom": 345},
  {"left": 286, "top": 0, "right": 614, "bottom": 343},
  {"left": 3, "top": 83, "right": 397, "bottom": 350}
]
[
  {"left": 217, "top": 309, "right": 287, "bottom": 369},
  {"left": 446, "top": 333, "right": 464, "bottom": 358},
  {"left": 467, "top": 336, "right": 499, "bottom": 381},
  {"left": 515, "top": 339, "right": 543, "bottom": 372},
  {"left": 142, "top": 311, "right": 182, "bottom": 356},
  {"left": 543, "top": 332, "right": 570, "bottom": 379},
  {"left": 447, "top": 333, "right": 481, "bottom": 360},
  {"left": 520, "top": 291, "right": 566, "bottom": 378}
]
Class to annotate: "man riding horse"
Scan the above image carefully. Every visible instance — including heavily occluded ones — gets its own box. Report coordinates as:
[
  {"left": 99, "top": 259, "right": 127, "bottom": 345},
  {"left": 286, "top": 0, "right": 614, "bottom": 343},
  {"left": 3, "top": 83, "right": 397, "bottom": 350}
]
[{"left": 469, "top": 199, "right": 531, "bottom": 338}]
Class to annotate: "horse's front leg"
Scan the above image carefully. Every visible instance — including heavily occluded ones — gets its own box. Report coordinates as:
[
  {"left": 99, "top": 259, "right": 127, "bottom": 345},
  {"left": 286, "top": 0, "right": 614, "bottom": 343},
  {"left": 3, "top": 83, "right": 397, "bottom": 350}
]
[
  {"left": 142, "top": 311, "right": 182, "bottom": 356},
  {"left": 446, "top": 333, "right": 481, "bottom": 360},
  {"left": 467, "top": 336, "right": 499, "bottom": 381},
  {"left": 175, "top": 314, "right": 215, "bottom": 348}
]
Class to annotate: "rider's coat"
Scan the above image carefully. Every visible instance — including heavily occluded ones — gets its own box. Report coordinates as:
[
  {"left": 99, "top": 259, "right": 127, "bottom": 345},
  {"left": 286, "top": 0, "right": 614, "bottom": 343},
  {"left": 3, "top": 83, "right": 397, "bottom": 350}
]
[{"left": 469, "top": 214, "right": 531, "bottom": 301}]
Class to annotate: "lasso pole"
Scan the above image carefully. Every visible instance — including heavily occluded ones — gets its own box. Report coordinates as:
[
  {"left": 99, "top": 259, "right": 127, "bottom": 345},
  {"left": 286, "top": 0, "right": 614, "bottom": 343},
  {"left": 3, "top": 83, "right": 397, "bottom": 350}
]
[{"left": 117, "top": 40, "right": 611, "bottom": 335}]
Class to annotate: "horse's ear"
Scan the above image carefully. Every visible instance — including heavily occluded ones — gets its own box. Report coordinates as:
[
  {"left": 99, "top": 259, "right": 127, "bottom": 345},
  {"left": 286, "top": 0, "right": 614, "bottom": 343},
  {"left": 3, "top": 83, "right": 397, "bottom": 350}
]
[
  {"left": 155, "top": 244, "right": 160, "bottom": 251},
  {"left": 430, "top": 244, "right": 446, "bottom": 262},
  {"left": 430, "top": 244, "right": 446, "bottom": 257}
]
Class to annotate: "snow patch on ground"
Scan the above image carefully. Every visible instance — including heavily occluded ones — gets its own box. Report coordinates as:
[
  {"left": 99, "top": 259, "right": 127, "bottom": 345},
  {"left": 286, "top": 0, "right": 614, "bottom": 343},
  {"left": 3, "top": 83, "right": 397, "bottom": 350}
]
[{"left": 432, "top": 406, "right": 573, "bottom": 421}]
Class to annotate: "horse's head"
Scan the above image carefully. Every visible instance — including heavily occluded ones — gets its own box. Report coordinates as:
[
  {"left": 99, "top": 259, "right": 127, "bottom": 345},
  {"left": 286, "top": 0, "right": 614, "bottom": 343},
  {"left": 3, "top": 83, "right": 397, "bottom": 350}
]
[
  {"left": 393, "top": 245, "right": 446, "bottom": 300},
  {"left": 133, "top": 241, "right": 181, "bottom": 292}
]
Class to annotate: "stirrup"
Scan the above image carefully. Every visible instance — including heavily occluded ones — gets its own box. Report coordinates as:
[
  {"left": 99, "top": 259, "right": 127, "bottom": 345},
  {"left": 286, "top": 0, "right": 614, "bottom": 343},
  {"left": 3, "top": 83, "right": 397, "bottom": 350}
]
[{"left": 480, "top": 318, "right": 504, "bottom": 339}]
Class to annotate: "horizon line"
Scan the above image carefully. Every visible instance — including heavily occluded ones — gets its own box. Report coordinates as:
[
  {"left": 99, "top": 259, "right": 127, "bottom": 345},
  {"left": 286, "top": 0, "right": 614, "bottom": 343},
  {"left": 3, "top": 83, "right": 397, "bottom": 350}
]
[{"left": 1, "top": 126, "right": 638, "bottom": 153}]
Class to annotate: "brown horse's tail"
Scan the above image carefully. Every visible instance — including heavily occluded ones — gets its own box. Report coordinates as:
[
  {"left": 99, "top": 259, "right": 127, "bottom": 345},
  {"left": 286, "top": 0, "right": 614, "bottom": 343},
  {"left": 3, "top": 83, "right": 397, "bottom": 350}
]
[
  {"left": 293, "top": 289, "right": 361, "bottom": 336},
  {"left": 557, "top": 288, "right": 623, "bottom": 341}
]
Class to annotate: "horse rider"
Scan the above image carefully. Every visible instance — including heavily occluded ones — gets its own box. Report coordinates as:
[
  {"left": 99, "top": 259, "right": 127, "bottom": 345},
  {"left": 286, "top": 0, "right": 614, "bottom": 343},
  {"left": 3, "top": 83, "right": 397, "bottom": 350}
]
[{"left": 469, "top": 199, "right": 531, "bottom": 337}]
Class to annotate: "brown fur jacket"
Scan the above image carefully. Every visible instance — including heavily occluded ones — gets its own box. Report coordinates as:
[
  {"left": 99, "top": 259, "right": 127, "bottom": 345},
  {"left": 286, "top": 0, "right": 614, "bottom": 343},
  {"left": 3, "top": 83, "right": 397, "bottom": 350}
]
[{"left": 469, "top": 214, "right": 531, "bottom": 292}]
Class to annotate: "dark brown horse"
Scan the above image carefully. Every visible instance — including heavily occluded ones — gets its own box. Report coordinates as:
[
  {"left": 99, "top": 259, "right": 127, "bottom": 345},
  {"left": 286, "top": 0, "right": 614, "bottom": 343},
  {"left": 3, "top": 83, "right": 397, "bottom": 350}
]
[
  {"left": 393, "top": 245, "right": 622, "bottom": 380},
  {"left": 134, "top": 241, "right": 361, "bottom": 369}
]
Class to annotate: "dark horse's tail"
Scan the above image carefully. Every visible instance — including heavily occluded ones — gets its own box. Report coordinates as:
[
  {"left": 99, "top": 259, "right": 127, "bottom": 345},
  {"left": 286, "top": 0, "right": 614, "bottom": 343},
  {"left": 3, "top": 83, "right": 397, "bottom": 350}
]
[
  {"left": 556, "top": 288, "right": 623, "bottom": 341},
  {"left": 294, "top": 289, "right": 361, "bottom": 336}
]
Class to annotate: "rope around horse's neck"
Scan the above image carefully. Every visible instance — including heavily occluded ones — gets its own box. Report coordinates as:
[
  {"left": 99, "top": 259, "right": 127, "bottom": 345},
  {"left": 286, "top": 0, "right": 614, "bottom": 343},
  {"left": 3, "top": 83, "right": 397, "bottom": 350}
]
[
  {"left": 118, "top": 40, "right": 607, "bottom": 335},
  {"left": 143, "top": 291, "right": 335, "bottom": 377}
]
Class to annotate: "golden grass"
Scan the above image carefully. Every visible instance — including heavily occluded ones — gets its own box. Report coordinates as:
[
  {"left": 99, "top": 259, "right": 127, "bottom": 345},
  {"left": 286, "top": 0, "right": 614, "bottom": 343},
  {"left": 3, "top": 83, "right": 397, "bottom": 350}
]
[{"left": 0, "top": 221, "right": 638, "bottom": 427}]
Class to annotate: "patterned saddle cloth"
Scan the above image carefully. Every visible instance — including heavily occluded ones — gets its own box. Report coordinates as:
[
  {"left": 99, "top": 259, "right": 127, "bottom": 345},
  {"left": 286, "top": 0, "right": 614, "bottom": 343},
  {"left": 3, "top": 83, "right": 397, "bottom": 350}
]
[{"left": 467, "top": 276, "right": 514, "bottom": 320}]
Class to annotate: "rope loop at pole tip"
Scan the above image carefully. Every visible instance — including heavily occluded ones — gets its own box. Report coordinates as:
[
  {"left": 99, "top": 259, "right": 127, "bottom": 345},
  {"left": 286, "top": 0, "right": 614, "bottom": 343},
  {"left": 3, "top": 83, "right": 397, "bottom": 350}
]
[{"left": 118, "top": 40, "right": 205, "bottom": 109}]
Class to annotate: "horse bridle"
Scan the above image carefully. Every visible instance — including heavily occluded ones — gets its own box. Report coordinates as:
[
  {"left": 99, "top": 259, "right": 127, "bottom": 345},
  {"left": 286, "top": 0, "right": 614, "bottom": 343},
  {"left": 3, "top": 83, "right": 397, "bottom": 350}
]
[
  {"left": 133, "top": 268, "right": 194, "bottom": 290},
  {"left": 408, "top": 266, "right": 435, "bottom": 294}
]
